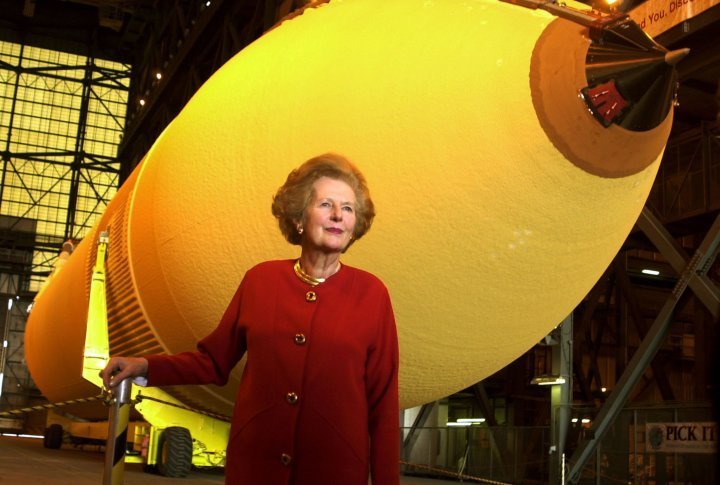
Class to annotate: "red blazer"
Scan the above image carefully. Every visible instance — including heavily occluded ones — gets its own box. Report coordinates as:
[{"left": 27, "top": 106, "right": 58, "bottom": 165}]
[{"left": 145, "top": 259, "right": 400, "bottom": 485}]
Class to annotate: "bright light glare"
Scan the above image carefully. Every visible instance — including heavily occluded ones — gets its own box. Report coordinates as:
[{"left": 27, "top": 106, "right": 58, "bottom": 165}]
[
  {"left": 457, "top": 418, "right": 486, "bottom": 423},
  {"left": 641, "top": 269, "right": 660, "bottom": 276},
  {"left": 601, "top": 387, "right": 607, "bottom": 392},
  {"left": 582, "top": 418, "right": 591, "bottom": 424},
  {"left": 447, "top": 422, "right": 472, "bottom": 427}
]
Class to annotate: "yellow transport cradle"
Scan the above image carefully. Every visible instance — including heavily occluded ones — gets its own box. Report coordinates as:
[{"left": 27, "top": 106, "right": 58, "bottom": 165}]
[{"left": 81, "top": 231, "right": 230, "bottom": 479}]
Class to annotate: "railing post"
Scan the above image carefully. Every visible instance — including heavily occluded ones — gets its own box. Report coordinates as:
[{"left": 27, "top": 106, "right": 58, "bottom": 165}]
[{"left": 104, "top": 378, "right": 133, "bottom": 485}]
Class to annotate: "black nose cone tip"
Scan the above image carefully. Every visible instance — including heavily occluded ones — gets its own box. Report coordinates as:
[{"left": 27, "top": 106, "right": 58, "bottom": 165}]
[{"left": 582, "top": 17, "right": 689, "bottom": 131}]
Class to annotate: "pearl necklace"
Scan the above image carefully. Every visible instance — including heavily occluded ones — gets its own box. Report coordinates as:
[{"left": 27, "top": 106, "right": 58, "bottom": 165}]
[{"left": 293, "top": 259, "right": 340, "bottom": 286}]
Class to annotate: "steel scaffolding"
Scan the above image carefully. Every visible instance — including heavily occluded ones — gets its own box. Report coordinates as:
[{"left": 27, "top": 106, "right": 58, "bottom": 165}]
[{"left": 0, "top": 40, "right": 130, "bottom": 292}]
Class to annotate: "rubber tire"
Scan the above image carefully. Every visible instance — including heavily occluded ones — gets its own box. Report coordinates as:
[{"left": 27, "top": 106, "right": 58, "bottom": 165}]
[
  {"left": 157, "top": 426, "right": 193, "bottom": 478},
  {"left": 44, "top": 424, "right": 64, "bottom": 449}
]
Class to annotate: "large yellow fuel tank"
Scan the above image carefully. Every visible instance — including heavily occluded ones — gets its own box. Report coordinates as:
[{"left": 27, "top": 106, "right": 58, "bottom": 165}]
[{"left": 25, "top": 0, "right": 674, "bottom": 414}]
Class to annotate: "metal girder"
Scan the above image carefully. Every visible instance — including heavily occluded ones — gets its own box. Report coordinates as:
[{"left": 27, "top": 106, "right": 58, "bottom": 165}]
[
  {"left": 472, "top": 383, "right": 498, "bottom": 428},
  {"left": 402, "top": 402, "right": 435, "bottom": 452},
  {"left": 401, "top": 401, "right": 436, "bottom": 473},
  {"left": 549, "top": 315, "right": 572, "bottom": 485},
  {"left": 586, "top": 294, "right": 608, "bottom": 391},
  {"left": 581, "top": 270, "right": 615, "bottom": 393},
  {"left": 573, "top": 272, "right": 607, "bottom": 402},
  {"left": 567, "top": 210, "right": 720, "bottom": 483},
  {"left": 0, "top": 39, "right": 130, "bottom": 292},
  {"left": 637, "top": 207, "right": 720, "bottom": 319},
  {"left": 471, "top": 383, "right": 509, "bottom": 479},
  {"left": 613, "top": 258, "right": 675, "bottom": 400},
  {"left": 65, "top": 59, "right": 93, "bottom": 240}
]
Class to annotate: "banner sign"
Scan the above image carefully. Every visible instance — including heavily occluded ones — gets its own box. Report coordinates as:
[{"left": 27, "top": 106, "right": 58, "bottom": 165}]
[
  {"left": 629, "top": 0, "right": 720, "bottom": 37},
  {"left": 646, "top": 422, "right": 717, "bottom": 453}
]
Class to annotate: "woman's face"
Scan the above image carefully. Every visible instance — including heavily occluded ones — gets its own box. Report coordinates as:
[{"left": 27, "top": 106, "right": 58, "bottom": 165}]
[{"left": 301, "top": 176, "right": 357, "bottom": 254}]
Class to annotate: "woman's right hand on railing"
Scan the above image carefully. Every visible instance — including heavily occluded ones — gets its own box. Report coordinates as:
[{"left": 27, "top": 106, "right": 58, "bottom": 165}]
[{"left": 100, "top": 356, "right": 148, "bottom": 389}]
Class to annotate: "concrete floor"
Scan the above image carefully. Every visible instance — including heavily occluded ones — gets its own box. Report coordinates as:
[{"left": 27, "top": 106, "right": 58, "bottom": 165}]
[{"left": 0, "top": 435, "right": 456, "bottom": 484}]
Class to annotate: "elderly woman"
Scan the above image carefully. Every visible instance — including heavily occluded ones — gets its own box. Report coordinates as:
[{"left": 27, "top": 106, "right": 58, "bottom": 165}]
[{"left": 101, "top": 153, "right": 400, "bottom": 485}]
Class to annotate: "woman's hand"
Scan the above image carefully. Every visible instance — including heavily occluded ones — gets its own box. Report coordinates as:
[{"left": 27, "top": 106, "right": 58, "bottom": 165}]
[{"left": 100, "top": 357, "right": 148, "bottom": 389}]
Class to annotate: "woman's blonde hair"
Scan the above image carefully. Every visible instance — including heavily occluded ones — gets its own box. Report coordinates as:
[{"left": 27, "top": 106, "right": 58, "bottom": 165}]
[{"left": 272, "top": 153, "right": 375, "bottom": 248}]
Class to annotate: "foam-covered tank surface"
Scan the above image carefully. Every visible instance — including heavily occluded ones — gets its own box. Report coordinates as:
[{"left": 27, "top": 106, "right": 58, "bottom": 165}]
[{"left": 25, "top": 0, "right": 671, "bottom": 413}]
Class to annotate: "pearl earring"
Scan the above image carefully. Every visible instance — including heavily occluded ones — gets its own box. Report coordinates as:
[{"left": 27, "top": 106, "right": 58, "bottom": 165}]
[{"left": 298, "top": 227, "right": 303, "bottom": 234}]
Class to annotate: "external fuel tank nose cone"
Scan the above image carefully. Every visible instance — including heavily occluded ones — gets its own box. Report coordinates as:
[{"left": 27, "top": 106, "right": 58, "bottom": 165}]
[
  {"left": 581, "top": 16, "right": 687, "bottom": 132},
  {"left": 531, "top": 17, "right": 675, "bottom": 179}
]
